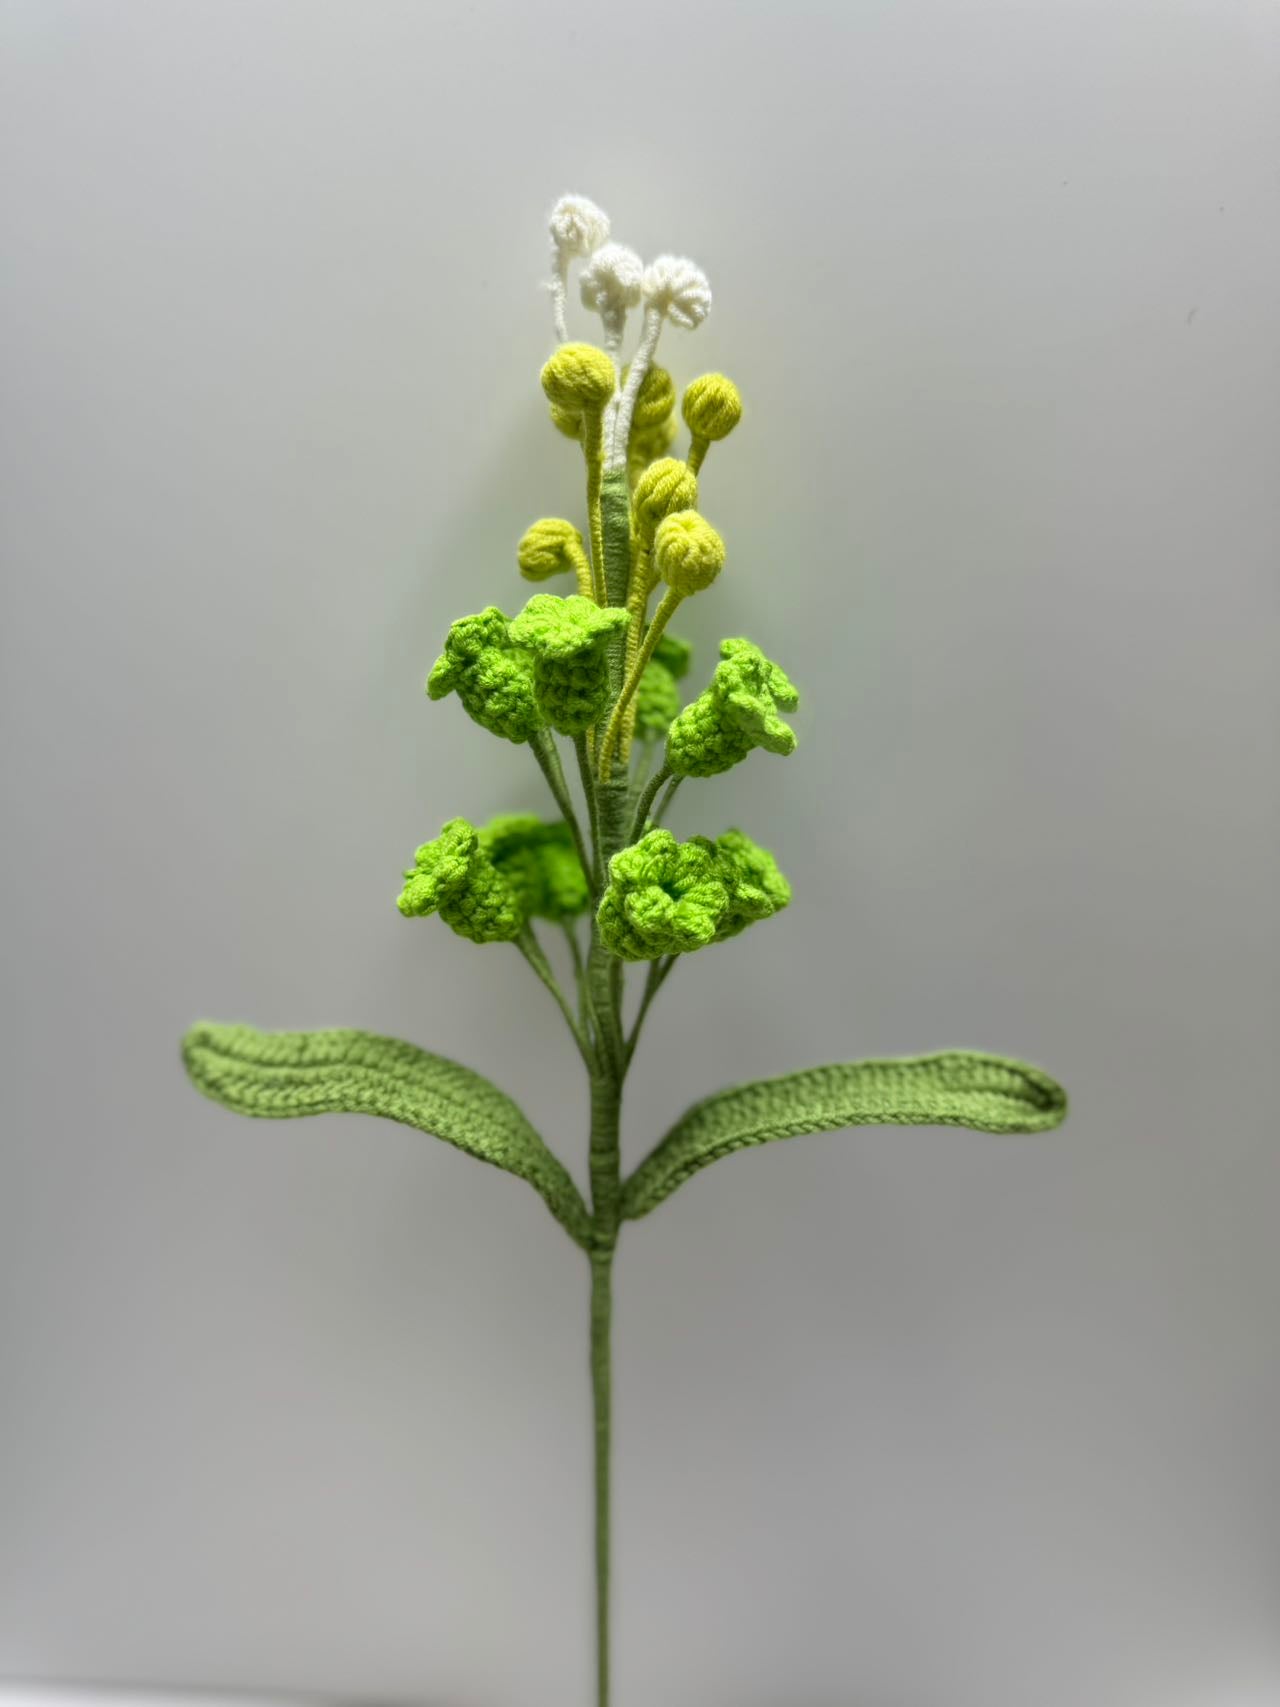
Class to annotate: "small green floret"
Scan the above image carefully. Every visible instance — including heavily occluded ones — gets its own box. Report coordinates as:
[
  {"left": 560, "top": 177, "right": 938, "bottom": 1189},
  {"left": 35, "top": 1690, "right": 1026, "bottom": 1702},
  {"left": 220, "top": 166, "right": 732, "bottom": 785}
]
[
  {"left": 397, "top": 818, "right": 526, "bottom": 944},
  {"left": 479, "top": 814, "right": 589, "bottom": 922},
  {"left": 508, "top": 594, "right": 630, "bottom": 735},
  {"left": 595, "top": 826, "right": 790, "bottom": 961},
  {"left": 426, "top": 608, "right": 543, "bottom": 744},
  {"left": 666, "top": 638, "right": 799, "bottom": 778}
]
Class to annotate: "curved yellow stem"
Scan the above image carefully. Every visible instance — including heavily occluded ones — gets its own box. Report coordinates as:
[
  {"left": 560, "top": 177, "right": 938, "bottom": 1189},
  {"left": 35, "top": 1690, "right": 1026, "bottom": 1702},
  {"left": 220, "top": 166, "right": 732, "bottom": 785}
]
[{"left": 597, "top": 584, "right": 683, "bottom": 779}]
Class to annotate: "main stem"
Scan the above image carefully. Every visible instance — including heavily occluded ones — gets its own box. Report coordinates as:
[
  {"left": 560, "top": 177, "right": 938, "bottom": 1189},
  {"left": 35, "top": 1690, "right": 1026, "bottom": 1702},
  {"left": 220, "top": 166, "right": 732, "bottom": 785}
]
[{"left": 584, "top": 464, "right": 634, "bottom": 1707}]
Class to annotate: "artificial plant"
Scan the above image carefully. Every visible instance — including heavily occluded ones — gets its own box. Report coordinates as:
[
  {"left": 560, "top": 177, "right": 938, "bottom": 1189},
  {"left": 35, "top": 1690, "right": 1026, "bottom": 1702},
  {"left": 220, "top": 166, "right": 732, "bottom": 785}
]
[{"left": 182, "top": 193, "right": 1068, "bottom": 1706}]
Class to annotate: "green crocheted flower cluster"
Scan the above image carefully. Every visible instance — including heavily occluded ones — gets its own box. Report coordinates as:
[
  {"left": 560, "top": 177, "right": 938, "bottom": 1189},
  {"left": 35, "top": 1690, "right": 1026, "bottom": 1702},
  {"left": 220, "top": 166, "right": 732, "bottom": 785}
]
[
  {"left": 666, "top": 638, "right": 799, "bottom": 778},
  {"left": 398, "top": 815, "right": 588, "bottom": 943},
  {"left": 596, "top": 827, "right": 790, "bottom": 961},
  {"left": 426, "top": 608, "right": 543, "bottom": 744},
  {"left": 508, "top": 594, "right": 630, "bottom": 736}
]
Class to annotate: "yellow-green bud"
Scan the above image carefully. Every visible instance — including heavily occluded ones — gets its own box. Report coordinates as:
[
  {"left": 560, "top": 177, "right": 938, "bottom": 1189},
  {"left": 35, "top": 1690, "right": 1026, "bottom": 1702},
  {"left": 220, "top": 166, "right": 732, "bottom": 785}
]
[
  {"left": 517, "top": 518, "right": 590, "bottom": 583},
  {"left": 548, "top": 401, "right": 583, "bottom": 439},
  {"left": 632, "top": 457, "right": 698, "bottom": 545},
  {"left": 654, "top": 510, "right": 725, "bottom": 595},
  {"left": 626, "top": 363, "right": 676, "bottom": 432},
  {"left": 682, "top": 373, "right": 742, "bottom": 443},
  {"left": 540, "top": 342, "right": 616, "bottom": 413}
]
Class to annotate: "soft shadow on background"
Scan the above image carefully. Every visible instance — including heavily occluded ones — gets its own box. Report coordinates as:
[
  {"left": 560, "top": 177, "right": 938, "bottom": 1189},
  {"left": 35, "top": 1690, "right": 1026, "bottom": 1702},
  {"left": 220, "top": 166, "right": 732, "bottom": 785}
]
[{"left": 2, "top": 2, "right": 1278, "bottom": 1705}]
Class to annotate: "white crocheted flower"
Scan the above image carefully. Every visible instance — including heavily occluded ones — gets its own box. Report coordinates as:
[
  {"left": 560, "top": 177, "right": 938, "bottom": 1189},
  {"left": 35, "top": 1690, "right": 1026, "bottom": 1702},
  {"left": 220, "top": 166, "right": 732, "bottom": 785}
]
[
  {"left": 579, "top": 242, "right": 644, "bottom": 314},
  {"left": 549, "top": 194, "right": 610, "bottom": 261},
  {"left": 642, "top": 255, "right": 712, "bottom": 330}
]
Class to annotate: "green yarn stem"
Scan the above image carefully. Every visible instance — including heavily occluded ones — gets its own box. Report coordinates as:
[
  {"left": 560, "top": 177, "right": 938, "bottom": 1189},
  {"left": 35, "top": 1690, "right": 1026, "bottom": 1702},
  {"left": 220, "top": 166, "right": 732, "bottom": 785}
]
[
  {"left": 628, "top": 762, "right": 672, "bottom": 845},
  {"left": 589, "top": 1242, "right": 614, "bottom": 1707},
  {"left": 586, "top": 1021, "right": 625, "bottom": 1707},
  {"left": 515, "top": 929, "right": 593, "bottom": 1067},
  {"left": 651, "top": 773, "right": 682, "bottom": 828},
  {"left": 625, "top": 954, "right": 676, "bottom": 1068},
  {"left": 530, "top": 729, "right": 594, "bottom": 889},
  {"left": 574, "top": 732, "right": 604, "bottom": 896},
  {"left": 597, "top": 585, "right": 682, "bottom": 778}
]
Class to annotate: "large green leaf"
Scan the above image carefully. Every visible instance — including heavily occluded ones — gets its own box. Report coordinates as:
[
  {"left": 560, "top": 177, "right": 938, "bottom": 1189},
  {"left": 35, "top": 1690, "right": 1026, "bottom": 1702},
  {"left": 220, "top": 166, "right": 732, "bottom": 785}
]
[
  {"left": 182, "top": 1022, "right": 592, "bottom": 1248},
  {"left": 622, "top": 1050, "right": 1068, "bottom": 1221}
]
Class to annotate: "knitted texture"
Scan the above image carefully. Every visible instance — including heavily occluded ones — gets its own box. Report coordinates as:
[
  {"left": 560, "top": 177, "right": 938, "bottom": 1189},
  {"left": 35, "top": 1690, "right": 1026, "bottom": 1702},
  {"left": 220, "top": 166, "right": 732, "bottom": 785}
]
[
  {"left": 183, "top": 1022, "right": 592, "bottom": 1247},
  {"left": 541, "top": 342, "right": 616, "bottom": 413},
  {"left": 595, "top": 827, "right": 789, "bottom": 960},
  {"left": 653, "top": 510, "right": 725, "bottom": 594},
  {"left": 398, "top": 818, "right": 525, "bottom": 943},
  {"left": 632, "top": 458, "right": 698, "bottom": 546},
  {"left": 509, "top": 594, "right": 630, "bottom": 735},
  {"left": 667, "top": 638, "right": 799, "bottom": 777},
  {"left": 621, "top": 1052, "right": 1070, "bottom": 1220},
  {"left": 518, "top": 518, "right": 592, "bottom": 590},
  {"left": 480, "top": 813, "right": 589, "bottom": 921},
  {"left": 711, "top": 829, "right": 792, "bottom": 938},
  {"left": 426, "top": 608, "right": 543, "bottom": 744},
  {"left": 682, "top": 372, "right": 743, "bottom": 444},
  {"left": 627, "top": 364, "right": 676, "bottom": 432},
  {"left": 181, "top": 189, "right": 1071, "bottom": 1707}
]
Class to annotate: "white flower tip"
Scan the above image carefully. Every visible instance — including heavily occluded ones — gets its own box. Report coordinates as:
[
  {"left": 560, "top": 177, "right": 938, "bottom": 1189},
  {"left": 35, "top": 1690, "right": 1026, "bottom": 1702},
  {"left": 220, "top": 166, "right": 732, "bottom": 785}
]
[
  {"left": 642, "top": 254, "right": 712, "bottom": 330},
  {"left": 579, "top": 242, "right": 644, "bottom": 313},
  {"left": 550, "top": 194, "right": 610, "bottom": 260}
]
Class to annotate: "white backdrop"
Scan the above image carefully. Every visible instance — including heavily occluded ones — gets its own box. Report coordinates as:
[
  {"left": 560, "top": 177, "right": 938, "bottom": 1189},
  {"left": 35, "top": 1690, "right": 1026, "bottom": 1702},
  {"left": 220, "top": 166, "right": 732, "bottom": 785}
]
[{"left": 2, "top": 3, "right": 1278, "bottom": 1704}]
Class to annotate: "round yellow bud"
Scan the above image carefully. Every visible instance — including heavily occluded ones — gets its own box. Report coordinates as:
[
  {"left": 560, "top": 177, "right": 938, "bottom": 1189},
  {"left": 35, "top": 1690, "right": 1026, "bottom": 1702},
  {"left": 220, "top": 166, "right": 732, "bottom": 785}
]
[
  {"left": 632, "top": 457, "right": 698, "bottom": 545},
  {"left": 540, "top": 342, "right": 616, "bottom": 413},
  {"left": 682, "top": 373, "right": 742, "bottom": 443},
  {"left": 654, "top": 510, "right": 725, "bottom": 595},
  {"left": 517, "top": 518, "right": 589, "bottom": 582}
]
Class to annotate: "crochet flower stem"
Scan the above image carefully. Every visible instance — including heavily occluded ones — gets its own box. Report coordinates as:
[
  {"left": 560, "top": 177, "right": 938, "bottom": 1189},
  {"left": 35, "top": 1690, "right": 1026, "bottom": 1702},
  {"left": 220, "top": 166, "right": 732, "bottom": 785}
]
[
  {"left": 652, "top": 774, "right": 682, "bottom": 828},
  {"left": 624, "top": 954, "right": 676, "bottom": 1067},
  {"left": 515, "top": 928, "right": 593, "bottom": 1068},
  {"left": 628, "top": 761, "right": 672, "bottom": 844},
  {"left": 596, "top": 586, "right": 682, "bottom": 777},
  {"left": 529, "top": 729, "right": 594, "bottom": 893}
]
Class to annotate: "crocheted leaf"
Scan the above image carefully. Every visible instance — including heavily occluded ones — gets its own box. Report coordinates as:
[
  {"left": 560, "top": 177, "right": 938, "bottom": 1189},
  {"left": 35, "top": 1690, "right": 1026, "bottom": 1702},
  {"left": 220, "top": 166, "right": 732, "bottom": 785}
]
[
  {"left": 183, "top": 1023, "right": 592, "bottom": 1248},
  {"left": 621, "top": 1051, "right": 1068, "bottom": 1221}
]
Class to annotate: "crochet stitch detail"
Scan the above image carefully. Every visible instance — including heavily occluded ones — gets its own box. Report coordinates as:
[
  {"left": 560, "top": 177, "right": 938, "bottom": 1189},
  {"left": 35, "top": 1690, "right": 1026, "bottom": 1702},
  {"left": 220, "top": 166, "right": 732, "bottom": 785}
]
[
  {"left": 667, "top": 638, "right": 799, "bottom": 777},
  {"left": 508, "top": 594, "right": 630, "bottom": 735},
  {"left": 595, "top": 827, "right": 789, "bottom": 961},
  {"left": 398, "top": 818, "right": 525, "bottom": 943},
  {"left": 426, "top": 607, "right": 543, "bottom": 744},
  {"left": 183, "top": 1022, "right": 592, "bottom": 1247},
  {"left": 622, "top": 1052, "right": 1070, "bottom": 1220},
  {"left": 480, "top": 814, "right": 589, "bottom": 921}
]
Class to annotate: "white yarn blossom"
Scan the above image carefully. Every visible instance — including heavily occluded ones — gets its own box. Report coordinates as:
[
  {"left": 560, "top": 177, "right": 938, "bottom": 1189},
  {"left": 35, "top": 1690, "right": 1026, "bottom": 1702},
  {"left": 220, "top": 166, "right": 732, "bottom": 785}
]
[
  {"left": 548, "top": 194, "right": 610, "bottom": 341},
  {"left": 580, "top": 242, "right": 644, "bottom": 360},
  {"left": 607, "top": 252, "right": 713, "bottom": 466},
  {"left": 641, "top": 254, "right": 713, "bottom": 331},
  {"left": 550, "top": 194, "right": 610, "bottom": 260}
]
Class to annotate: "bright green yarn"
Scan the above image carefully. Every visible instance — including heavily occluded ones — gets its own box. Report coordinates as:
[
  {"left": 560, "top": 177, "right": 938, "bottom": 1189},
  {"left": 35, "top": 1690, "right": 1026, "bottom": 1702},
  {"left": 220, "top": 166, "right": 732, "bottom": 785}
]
[
  {"left": 426, "top": 608, "right": 543, "bottom": 744},
  {"left": 479, "top": 815, "right": 589, "bottom": 921},
  {"left": 508, "top": 594, "right": 630, "bottom": 735},
  {"left": 397, "top": 819, "right": 526, "bottom": 944},
  {"left": 711, "top": 829, "right": 792, "bottom": 938},
  {"left": 596, "top": 826, "right": 790, "bottom": 961},
  {"left": 666, "top": 638, "right": 798, "bottom": 777}
]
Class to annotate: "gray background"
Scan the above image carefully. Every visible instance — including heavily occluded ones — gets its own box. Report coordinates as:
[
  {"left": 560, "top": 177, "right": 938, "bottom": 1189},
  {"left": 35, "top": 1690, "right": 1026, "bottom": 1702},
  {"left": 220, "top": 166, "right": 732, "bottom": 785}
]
[{"left": 2, "top": 2, "right": 1278, "bottom": 1704}]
